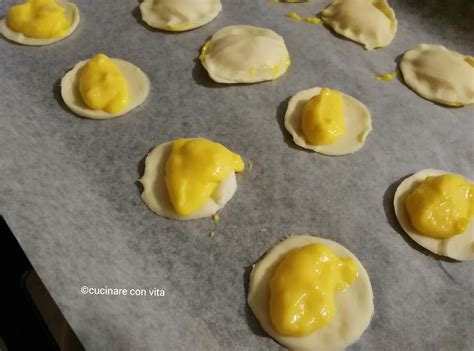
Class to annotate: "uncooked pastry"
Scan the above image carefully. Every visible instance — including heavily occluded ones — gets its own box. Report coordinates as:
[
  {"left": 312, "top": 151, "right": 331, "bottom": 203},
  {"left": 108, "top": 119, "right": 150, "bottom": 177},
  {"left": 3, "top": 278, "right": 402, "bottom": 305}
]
[
  {"left": 0, "top": 0, "right": 80, "bottom": 46},
  {"left": 200, "top": 25, "right": 291, "bottom": 84},
  {"left": 399, "top": 44, "right": 474, "bottom": 106},
  {"left": 321, "top": 0, "right": 397, "bottom": 50},
  {"left": 139, "top": 140, "right": 238, "bottom": 220},
  {"left": 284, "top": 87, "right": 372, "bottom": 156},
  {"left": 394, "top": 169, "right": 474, "bottom": 261},
  {"left": 248, "top": 235, "right": 374, "bottom": 351},
  {"left": 61, "top": 58, "right": 150, "bottom": 119},
  {"left": 140, "top": 0, "right": 222, "bottom": 32}
]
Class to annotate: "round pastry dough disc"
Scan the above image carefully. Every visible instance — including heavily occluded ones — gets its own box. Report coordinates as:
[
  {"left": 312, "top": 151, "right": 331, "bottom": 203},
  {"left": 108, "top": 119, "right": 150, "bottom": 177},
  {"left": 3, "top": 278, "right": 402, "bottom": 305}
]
[
  {"left": 248, "top": 235, "right": 374, "bottom": 351},
  {"left": 61, "top": 58, "right": 150, "bottom": 119},
  {"left": 394, "top": 169, "right": 474, "bottom": 261},
  {"left": 399, "top": 44, "right": 474, "bottom": 106},
  {"left": 284, "top": 87, "right": 372, "bottom": 156},
  {"left": 200, "top": 25, "right": 291, "bottom": 84},
  {"left": 139, "top": 140, "right": 238, "bottom": 220},
  {"left": 0, "top": 0, "right": 80, "bottom": 46},
  {"left": 321, "top": 0, "right": 397, "bottom": 50},
  {"left": 140, "top": 0, "right": 222, "bottom": 32}
]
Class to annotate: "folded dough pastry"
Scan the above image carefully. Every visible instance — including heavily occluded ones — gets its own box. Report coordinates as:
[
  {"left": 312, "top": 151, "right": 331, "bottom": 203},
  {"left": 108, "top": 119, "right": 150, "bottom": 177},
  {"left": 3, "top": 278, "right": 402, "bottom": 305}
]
[
  {"left": 140, "top": 0, "right": 222, "bottom": 32},
  {"left": 199, "top": 25, "right": 291, "bottom": 84},
  {"left": 399, "top": 44, "right": 474, "bottom": 106},
  {"left": 321, "top": 0, "right": 397, "bottom": 50}
]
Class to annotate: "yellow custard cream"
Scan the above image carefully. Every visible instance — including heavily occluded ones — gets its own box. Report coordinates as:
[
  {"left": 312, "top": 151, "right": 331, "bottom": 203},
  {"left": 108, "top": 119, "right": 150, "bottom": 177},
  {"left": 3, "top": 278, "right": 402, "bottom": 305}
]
[
  {"left": 406, "top": 174, "right": 474, "bottom": 238},
  {"left": 377, "top": 72, "right": 397, "bottom": 81},
  {"left": 301, "top": 88, "right": 345, "bottom": 145},
  {"left": 7, "top": 0, "right": 70, "bottom": 38},
  {"left": 287, "top": 12, "right": 322, "bottom": 25},
  {"left": 165, "top": 139, "right": 244, "bottom": 216},
  {"left": 270, "top": 243, "right": 358, "bottom": 336},
  {"left": 79, "top": 54, "right": 129, "bottom": 114}
]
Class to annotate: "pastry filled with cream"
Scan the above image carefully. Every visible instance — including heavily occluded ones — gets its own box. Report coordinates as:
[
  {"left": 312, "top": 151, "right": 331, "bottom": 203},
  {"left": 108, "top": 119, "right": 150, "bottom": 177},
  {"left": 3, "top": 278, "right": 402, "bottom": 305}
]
[
  {"left": 394, "top": 169, "right": 474, "bottom": 261},
  {"left": 248, "top": 235, "right": 374, "bottom": 351},
  {"left": 399, "top": 44, "right": 474, "bottom": 106},
  {"left": 140, "top": 0, "right": 222, "bottom": 32},
  {"left": 140, "top": 138, "right": 244, "bottom": 220},
  {"left": 0, "top": 0, "right": 80, "bottom": 46},
  {"left": 200, "top": 25, "right": 291, "bottom": 84},
  {"left": 285, "top": 87, "right": 372, "bottom": 155},
  {"left": 321, "top": 0, "right": 397, "bottom": 50},
  {"left": 60, "top": 53, "right": 150, "bottom": 119}
]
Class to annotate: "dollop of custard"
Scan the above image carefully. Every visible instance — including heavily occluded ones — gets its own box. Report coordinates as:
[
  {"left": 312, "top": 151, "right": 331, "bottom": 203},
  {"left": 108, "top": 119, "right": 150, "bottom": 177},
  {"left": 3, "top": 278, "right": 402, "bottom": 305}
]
[
  {"left": 406, "top": 174, "right": 474, "bottom": 239},
  {"left": 7, "top": 0, "right": 70, "bottom": 39},
  {"left": 301, "top": 88, "right": 346, "bottom": 145},
  {"left": 79, "top": 54, "right": 129, "bottom": 114},
  {"left": 270, "top": 243, "right": 358, "bottom": 336},
  {"left": 165, "top": 139, "right": 244, "bottom": 216}
]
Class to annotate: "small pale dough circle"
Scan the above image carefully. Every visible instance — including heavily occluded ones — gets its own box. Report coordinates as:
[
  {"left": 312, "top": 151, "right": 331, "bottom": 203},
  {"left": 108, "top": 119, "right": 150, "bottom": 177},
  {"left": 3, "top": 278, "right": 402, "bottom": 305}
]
[
  {"left": 139, "top": 140, "right": 238, "bottom": 220},
  {"left": 321, "top": 0, "right": 397, "bottom": 50},
  {"left": 284, "top": 87, "right": 372, "bottom": 156},
  {"left": 399, "top": 44, "right": 474, "bottom": 106},
  {"left": 140, "top": 0, "right": 222, "bottom": 32},
  {"left": 200, "top": 25, "right": 291, "bottom": 84},
  {"left": 0, "top": 0, "right": 80, "bottom": 46},
  {"left": 60, "top": 58, "right": 150, "bottom": 119},
  {"left": 248, "top": 235, "right": 374, "bottom": 351},
  {"left": 393, "top": 169, "right": 474, "bottom": 261}
]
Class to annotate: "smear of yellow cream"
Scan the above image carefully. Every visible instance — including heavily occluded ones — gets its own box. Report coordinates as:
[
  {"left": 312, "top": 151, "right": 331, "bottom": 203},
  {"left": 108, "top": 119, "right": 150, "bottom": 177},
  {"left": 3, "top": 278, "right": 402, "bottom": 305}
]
[
  {"left": 199, "top": 40, "right": 211, "bottom": 61},
  {"left": 376, "top": 72, "right": 397, "bottom": 81}
]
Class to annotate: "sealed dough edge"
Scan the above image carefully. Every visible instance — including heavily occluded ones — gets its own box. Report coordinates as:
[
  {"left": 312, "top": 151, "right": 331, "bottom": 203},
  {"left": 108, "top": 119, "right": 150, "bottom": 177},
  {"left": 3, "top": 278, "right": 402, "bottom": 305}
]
[
  {"left": 139, "top": 0, "right": 222, "bottom": 32},
  {"left": 284, "top": 87, "right": 372, "bottom": 156},
  {"left": 200, "top": 25, "right": 290, "bottom": 84},
  {"left": 60, "top": 58, "right": 150, "bottom": 119},
  {"left": 393, "top": 169, "right": 474, "bottom": 261},
  {"left": 399, "top": 44, "right": 474, "bottom": 106},
  {"left": 248, "top": 235, "right": 374, "bottom": 351},
  {"left": 0, "top": 0, "right": 80, "bottom": 46},
  {"left": 139, "top": 140, "right": 238, "bottom": 220}
]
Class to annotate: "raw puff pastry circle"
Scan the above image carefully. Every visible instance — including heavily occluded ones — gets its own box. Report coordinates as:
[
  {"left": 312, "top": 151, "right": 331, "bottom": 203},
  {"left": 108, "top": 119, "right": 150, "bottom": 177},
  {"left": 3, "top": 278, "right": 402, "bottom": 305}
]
[
  {"left": 248, "top": 235, "right": 374, "bottom": 351},
  {"left": 394, "top": 169, "right": 474, "bottom": 261},
  {"left": 61, "top": 57, "right": 150, "bottom": 119},
  {"left": 399, "top": 44, "right": 474, "bottom": 106},
  {"left": 321, "top": 0, "right": 397, "bottom": 50},
  {"left": 139, "top": 140, "right": 239, "bottom": 220},
  {"left": 200, "top": 25, "right": 291, "bottom": 84},
  {"left": 0, "top": 0, "right": 80, "bottom": 46},
  {"left": 284, "top": 87, "right": 372, "bottom": 156},
  {"left": 140, "top": 0, "right": 222, "bottom": 32}
]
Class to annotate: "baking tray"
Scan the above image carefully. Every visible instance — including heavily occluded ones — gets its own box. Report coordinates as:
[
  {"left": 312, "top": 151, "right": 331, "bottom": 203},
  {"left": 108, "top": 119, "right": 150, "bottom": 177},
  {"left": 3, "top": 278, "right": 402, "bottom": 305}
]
[{"left": 0, "top": 0, "right": 473, "bottom": 350}]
